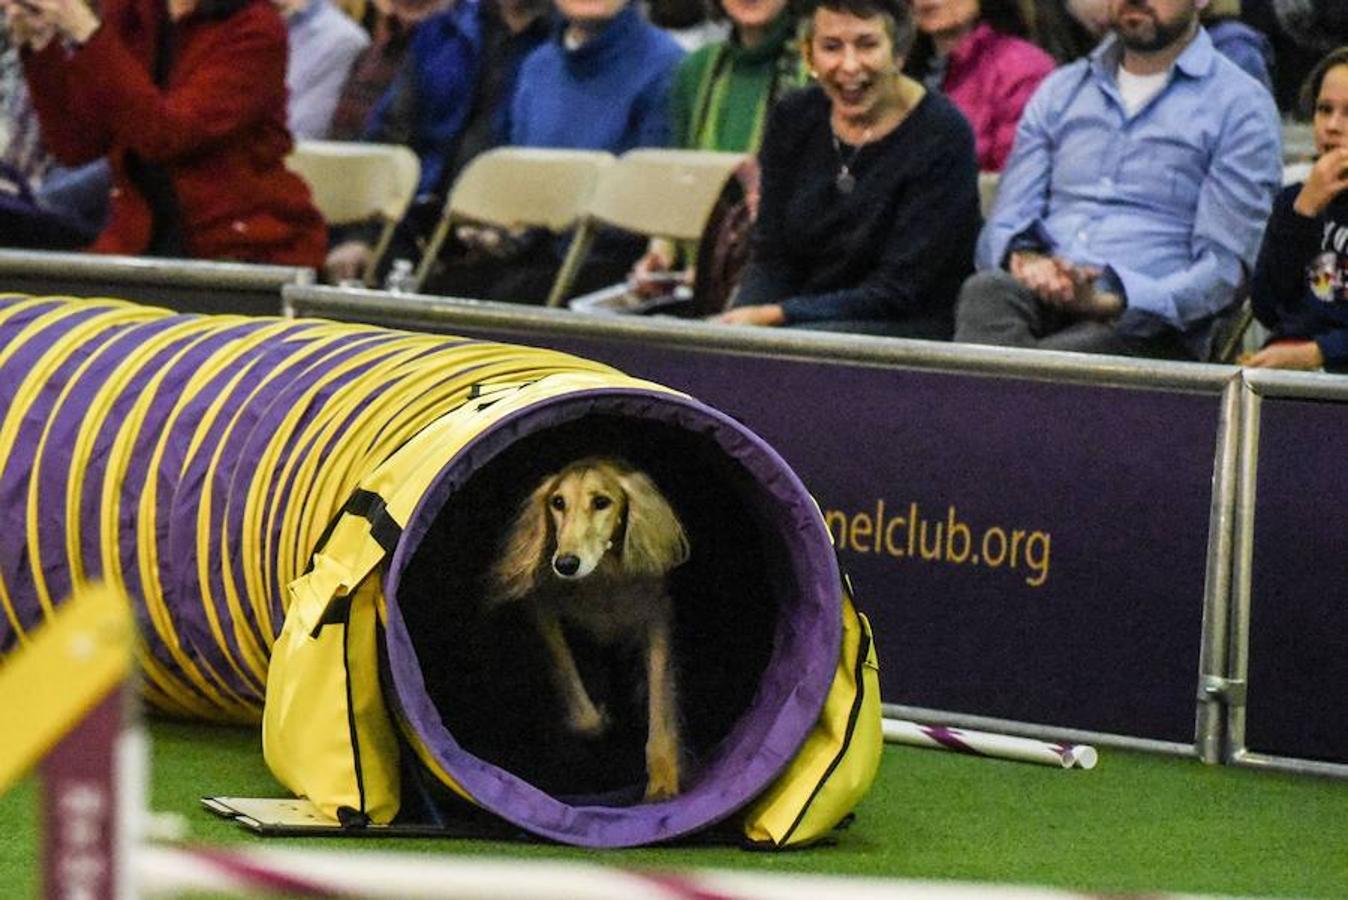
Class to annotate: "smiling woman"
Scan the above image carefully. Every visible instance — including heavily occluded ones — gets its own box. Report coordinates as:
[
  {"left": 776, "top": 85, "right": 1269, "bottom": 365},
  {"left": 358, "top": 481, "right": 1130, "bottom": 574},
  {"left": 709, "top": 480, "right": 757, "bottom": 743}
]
[{"left": 714, "top": 0, "right": 981, "bottom": 337}]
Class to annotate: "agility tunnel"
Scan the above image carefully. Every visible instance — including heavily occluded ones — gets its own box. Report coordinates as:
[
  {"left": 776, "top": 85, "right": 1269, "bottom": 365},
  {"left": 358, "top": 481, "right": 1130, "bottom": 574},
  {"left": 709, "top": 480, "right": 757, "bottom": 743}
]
[{"left": 0, "top": 294, "right": 879, "bottom": 848}]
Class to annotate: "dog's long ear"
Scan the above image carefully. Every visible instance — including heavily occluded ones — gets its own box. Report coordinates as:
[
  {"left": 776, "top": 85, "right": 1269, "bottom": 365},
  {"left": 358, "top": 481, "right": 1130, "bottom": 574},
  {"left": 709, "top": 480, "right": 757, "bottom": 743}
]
[
  {"left": 617, "top": 469, "right": 690, "bottom": 577},
  {"left": 489, "top": 476, "right": 555, "bottom": 603}
]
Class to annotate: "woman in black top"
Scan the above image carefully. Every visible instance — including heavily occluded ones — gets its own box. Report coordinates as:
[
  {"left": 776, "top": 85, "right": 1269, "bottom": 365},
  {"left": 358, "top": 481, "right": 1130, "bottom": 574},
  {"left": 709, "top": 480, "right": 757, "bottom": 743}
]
[
  {"left": 1247, "top": 46, "right": 1348, "bottom": 371},
  {"left": 712, "top": 0, "right": 980, "bottom": 338}
]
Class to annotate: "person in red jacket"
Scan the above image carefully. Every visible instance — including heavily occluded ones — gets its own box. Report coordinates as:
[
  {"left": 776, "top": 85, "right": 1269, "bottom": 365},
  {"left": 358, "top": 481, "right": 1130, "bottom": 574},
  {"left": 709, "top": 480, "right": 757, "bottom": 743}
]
[{"left": 2, "top": 0, "right": 327, "bottom": 266}]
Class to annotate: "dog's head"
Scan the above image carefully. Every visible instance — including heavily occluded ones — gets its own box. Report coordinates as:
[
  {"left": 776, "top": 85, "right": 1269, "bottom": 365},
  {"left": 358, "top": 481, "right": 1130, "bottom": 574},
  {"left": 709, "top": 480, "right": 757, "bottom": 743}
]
[{"left": 490, "top": 457, "right": 690, "bottom": 602}]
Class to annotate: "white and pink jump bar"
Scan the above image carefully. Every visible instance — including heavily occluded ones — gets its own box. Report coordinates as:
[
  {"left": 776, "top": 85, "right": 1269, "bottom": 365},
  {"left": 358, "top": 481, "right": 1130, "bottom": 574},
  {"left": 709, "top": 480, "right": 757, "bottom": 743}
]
[{"left": 883, "top": 719, "right": 1099, "bottom": 770}]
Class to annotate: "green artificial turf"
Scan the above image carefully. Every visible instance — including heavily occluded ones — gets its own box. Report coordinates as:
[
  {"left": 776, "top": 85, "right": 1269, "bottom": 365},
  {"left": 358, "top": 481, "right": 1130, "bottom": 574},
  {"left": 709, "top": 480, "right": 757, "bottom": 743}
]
[{"left": 3, "top": 719, "right": 1347, "bottom": 897}]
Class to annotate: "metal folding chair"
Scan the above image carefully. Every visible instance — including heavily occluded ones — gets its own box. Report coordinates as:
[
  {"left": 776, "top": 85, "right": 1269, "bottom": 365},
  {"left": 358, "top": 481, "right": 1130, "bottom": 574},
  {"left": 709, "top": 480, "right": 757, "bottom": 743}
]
[
  {"left": 286, "top": 140, "right": 420, "bottom": 287},
  {"left": 550, "top": 149, "right": 749, "bottom": 309},
  {"left": 415, "top": 147, "right": 615, "bottom": 294}
]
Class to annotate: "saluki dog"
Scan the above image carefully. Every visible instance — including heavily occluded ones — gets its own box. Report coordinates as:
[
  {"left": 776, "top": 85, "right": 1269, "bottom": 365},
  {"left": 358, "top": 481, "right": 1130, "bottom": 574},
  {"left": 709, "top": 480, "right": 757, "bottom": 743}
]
[{"left": 489, "top": 456, "right": 690, "bottom": 801}]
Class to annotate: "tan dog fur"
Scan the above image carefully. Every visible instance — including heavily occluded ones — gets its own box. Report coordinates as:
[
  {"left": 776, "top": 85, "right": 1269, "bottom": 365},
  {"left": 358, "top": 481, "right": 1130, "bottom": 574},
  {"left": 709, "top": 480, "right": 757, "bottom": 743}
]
[{"left": 490, "top": 457, "right": 690, "bottom": 801}]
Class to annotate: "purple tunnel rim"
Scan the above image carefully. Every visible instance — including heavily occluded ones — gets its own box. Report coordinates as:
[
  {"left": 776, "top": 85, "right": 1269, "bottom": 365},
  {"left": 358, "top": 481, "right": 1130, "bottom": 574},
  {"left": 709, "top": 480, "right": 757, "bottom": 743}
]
[{"left": 382, "top": 386, "right": 843, "bottom": 848}]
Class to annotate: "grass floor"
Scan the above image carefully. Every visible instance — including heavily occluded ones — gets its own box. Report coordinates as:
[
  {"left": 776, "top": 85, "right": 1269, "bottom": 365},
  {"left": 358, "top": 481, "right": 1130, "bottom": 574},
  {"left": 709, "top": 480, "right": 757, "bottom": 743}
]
[{"left": 3, "top": 719, "right": 1347, "bottom": 897}]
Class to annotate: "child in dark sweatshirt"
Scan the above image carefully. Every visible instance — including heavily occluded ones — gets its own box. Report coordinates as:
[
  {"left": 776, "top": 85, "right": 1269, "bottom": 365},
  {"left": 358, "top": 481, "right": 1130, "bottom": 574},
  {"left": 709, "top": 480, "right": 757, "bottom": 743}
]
[{"left": 1248, "top": 46, "right": 1348, "bottom": 372}]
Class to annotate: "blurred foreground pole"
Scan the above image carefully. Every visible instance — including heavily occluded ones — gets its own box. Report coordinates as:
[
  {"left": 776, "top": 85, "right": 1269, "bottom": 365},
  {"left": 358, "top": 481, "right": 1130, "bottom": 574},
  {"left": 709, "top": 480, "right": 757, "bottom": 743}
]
[{"left": 0, "top": 586, "right": 138, "bottom": 900}]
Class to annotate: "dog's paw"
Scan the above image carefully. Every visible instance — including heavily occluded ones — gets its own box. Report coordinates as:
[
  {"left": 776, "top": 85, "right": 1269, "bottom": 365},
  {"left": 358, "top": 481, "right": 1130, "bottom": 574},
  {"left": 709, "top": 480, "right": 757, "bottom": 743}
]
[
  {"left": 568, "top": 703, "right": 609, "bottom": 738},
  {"left": 644, "top": 754, "right": 679, "bottom": 802},
  {"left": 643, "top": 761, "right": 679, "bottom": 802}
]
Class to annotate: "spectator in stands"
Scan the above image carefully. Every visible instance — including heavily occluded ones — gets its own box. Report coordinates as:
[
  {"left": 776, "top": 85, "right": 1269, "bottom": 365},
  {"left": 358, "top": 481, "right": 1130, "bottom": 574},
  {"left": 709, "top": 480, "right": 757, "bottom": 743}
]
[
  {"left": 277, "top": 0, "right": 370, "bottom": 139},
  {"left": 1201, "top": 0, "right": 1271, "bottom": 91},
  {"left": 5, "top": 0, "right": 327, "bottom": 265},
  {"left": 714, "top": 0, "right": 980, "bottom": 336},
  {"left": 0, "top": 32, "right": 48, "bottom": 189},
  {"left": 422, "top": 0, "right": 684, "bottom": 302},
  {"left": 905, "top": 0, "right": 1055, "bottom": 171},
  {"left": 1245, "top": 47, "right": 1348, "bottom": 371},
  {"left": 327, "top": 0, "right": 450, "bottom": 142},
  {"left": 670, "top": 0, "right": 800, "bottom": 153},
  {"left": 324, "top": 0, "right": 551, "bottom": 283},
  {"left": 1055, "top": 0, "right": 1270, "bottom": 86},
  {"left": 954, "top": 0, "right": 1281, "bottom": 361},
  {"left": 627, "top": 0, "right": 802, "bottom": 291},
  {"left": 509, "top": 0, "right": 683, "bottom": 152},
  {"left": 0, "top": 30, "right": 94, "bottom": 248},
  {"left": 1243, "top": 0, "right": 1348, "bottom": 114}
]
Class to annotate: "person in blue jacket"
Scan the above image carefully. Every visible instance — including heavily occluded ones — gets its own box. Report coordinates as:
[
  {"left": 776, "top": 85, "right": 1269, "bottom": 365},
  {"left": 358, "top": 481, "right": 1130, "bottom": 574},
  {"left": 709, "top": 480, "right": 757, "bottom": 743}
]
[
  {"left": 422, "top": 0, "right": 684, "bottom": 302},
  {"left": 507, "top": 0, "right": 682, "bottom": 151},
  {"left": 325, "top": 0, "right": 551, "bottom": 283},
  {"left": 1246, "top": 46, "right": 1348, "bottom": 371}
]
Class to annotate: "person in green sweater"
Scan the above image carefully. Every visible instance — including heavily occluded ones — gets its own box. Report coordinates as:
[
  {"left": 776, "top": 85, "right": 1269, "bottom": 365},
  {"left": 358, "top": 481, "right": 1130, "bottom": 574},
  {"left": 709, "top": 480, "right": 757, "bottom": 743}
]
[
  {"left": 630, "top": 0, "right": 802, "bottom": 287},
  {"left": 671, "top": 0, "right": 801, "bottom": 151}
]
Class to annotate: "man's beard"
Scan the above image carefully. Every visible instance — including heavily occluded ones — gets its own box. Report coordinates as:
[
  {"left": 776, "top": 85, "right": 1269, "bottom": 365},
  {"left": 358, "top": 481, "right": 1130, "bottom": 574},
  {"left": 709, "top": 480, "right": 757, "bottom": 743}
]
[{"left": 1112, "top": 4, "right": 1192, "bottom": 53}]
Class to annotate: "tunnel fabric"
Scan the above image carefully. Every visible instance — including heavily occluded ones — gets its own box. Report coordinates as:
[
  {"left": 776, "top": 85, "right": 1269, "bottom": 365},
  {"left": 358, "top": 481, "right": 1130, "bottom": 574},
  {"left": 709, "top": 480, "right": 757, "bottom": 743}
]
[{"left": 0, "top": 294, "right": 878, "bottom": 848}]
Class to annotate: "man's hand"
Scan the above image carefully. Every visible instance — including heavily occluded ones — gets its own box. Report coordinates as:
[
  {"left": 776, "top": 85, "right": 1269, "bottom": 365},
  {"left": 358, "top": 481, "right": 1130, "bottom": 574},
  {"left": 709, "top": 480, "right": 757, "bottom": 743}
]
[
  {"left": 1012, "top": 252, "right": 1123, "bottom": 320},
  {"left": 1239, "top": 341, "right": 1324, "bottom": 370},
  {"left": 1294, "top": 147, "right": 1348, "bottom": 219},
  {"left": 1062, "top": 264, "right": 1124, "bottom": 320},
  {"left": 711, "top": 304, "right": 785, "bottom": 327},
  {"left": 324, "top": 240, "right": 373, "bottom": 284},
  {"left": 1009, "top": 250, "right": 1075, "bottom": 305}
]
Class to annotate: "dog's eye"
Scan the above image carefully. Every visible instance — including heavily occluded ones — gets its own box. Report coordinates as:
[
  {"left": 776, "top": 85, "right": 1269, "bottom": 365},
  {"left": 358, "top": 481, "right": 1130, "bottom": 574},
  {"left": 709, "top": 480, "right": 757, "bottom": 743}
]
[
  {"left": 592, "top": 495, "right": 612, "bottom": 511},
  {"left": 549, "top": 495, "right": 565, "bottom": 511}
]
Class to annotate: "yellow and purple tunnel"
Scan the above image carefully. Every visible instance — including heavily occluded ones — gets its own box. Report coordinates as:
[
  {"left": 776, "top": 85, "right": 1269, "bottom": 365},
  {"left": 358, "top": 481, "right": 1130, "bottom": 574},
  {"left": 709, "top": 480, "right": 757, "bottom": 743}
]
[{"left": 0, "top": 294, "right": 860, "bottom": 847}]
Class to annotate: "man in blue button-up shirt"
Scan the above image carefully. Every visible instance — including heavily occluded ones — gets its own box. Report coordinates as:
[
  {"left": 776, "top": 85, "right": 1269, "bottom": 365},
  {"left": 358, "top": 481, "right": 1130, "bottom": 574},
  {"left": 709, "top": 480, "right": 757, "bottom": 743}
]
[{"left": 955, "top": 0, "right": 1282, "bottom": 361}]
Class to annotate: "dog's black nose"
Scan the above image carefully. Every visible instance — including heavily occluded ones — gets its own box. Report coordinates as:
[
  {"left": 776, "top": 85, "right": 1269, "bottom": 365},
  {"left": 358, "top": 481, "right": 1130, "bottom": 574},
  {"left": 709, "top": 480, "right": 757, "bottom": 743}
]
[{"left": 553, "top": 554, "right": 581, "bottom": 577}]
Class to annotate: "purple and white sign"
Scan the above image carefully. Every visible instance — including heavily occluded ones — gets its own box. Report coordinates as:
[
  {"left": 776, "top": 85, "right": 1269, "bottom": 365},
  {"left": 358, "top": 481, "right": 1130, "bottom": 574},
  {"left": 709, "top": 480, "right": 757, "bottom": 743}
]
[
  {"left": 1246, "top": 396, "right": 1348, "bottom": 765},
  {"left": 41, "top": 691, "right": 124, "bottom": 900},
  {"left": 447, "top": 326, "right": 1220, "bottom": 744}
]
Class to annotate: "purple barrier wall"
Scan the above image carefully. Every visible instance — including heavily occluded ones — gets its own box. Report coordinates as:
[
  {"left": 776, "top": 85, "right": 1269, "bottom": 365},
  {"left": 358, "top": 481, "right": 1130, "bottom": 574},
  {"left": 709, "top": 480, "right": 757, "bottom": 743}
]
[
  {"left": 1246, "top": 397, "right": 1348, "bottom": 765},
  {"left": 431, "top": 327, "right": 1220, "bottom": 745}
]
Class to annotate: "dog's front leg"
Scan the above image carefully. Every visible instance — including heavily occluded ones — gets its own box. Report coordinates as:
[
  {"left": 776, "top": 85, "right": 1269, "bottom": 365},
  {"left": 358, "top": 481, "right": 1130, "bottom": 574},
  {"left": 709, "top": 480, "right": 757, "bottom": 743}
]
[
  {"left": 535, "top": 609, "right": 607, "bottom": 737},
  {"left": 644, "top": 619, "right": 680, "bottom": 801}
]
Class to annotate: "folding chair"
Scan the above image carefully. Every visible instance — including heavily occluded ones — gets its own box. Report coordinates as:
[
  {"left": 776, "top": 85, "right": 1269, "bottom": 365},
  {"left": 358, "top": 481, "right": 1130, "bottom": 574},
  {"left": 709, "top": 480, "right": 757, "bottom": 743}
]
[
  {"left": 977, "top": 171, "right": 1001, "bottom": 219},
  {"left": 286, "top": 140, "right": 420, "bottom": 287},
  {"left": 414, "top": 147, "right": 616, "bottom": 294},
  {"left": 1210, "top": 294, "right": 1256, "bottom": 364},
  {"left": 550, "top": 148, "right": 749, "bottom": 309}
]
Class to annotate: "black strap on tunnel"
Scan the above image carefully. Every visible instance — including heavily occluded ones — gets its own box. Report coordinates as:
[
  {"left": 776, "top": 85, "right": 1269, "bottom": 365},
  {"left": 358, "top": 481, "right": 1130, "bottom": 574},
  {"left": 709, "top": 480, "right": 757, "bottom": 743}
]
[
  {"left": 343, "top": 489, "right": 403, "bottom": 555},
  {"left": 305, "top": 488, "right": 404, "bottom": 577},
  {"left": 311, "top": 595, "right": 353, "bottom": 638},
  {"left": 303, "top": 489, "right": 403, "bottom": 638}
]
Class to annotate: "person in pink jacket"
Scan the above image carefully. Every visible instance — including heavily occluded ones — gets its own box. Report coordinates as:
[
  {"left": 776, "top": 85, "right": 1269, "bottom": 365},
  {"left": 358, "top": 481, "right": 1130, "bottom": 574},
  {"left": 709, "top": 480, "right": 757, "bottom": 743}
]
[{"left": 906, "top": 0, "right": 1054, "bottom": 171}]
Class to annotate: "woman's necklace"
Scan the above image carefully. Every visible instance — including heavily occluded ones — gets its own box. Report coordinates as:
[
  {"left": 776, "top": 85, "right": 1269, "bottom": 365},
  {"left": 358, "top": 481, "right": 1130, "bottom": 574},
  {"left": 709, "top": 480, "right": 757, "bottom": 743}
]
[{"left": 830, "top": 126, "right": 872, "bottom": 195}]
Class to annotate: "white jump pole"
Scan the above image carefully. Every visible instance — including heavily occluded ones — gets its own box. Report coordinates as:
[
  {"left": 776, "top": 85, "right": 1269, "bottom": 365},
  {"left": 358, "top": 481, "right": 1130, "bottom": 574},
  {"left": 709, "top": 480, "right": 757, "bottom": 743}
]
[{"left": 883, "top": 719, "right": 1098, "bottom": 770}]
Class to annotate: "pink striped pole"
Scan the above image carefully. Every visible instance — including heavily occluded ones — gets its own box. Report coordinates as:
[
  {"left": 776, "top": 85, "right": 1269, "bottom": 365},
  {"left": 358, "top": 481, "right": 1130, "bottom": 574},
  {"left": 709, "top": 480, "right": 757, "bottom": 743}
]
[{"left": 882, "top": 719, "right": 1097, "bottom": 769}]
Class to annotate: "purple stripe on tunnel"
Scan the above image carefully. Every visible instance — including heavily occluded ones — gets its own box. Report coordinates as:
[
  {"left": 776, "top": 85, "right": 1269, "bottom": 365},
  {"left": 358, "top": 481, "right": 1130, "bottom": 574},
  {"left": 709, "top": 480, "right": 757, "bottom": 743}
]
[{"left": 0, "top": 302, "right": 165, "bottom": 649}]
